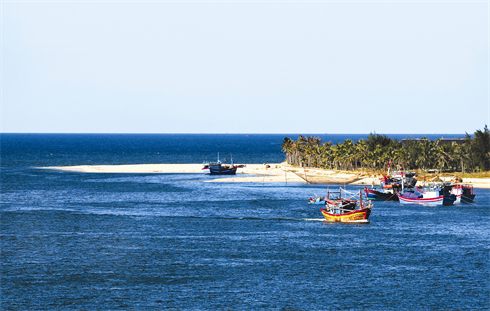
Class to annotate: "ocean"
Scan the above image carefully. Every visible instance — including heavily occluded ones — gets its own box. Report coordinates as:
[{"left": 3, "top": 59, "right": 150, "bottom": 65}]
[{"left": 1, "top": 133, "right": 489, "bottom": 310}]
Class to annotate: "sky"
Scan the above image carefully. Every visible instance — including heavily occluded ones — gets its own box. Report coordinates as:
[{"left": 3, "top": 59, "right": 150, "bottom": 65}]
[{"left": 1, "top": 0, "right": 489, "bottom": 134}]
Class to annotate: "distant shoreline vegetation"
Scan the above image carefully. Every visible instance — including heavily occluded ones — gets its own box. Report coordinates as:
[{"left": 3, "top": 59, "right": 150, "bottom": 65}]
[{"left": 281, "top": 126, "right": 490, "bottom": 173}]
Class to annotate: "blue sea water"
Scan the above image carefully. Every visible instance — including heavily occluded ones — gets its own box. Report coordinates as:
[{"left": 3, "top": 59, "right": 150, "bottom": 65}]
[{"left": 1, "top": 133, "right": 489, "bottom": 310}]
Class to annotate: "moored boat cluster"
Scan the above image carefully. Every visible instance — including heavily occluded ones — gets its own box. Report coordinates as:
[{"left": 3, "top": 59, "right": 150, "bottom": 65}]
[
  {"left": 311, "top": 170, "right": 476, "bottom": 223},
  {"left": 364, "top": 169, "right": 475, "bottom": 205}
]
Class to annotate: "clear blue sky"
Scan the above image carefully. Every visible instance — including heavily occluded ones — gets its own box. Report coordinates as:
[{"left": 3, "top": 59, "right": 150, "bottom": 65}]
[{"left": 2, "top": 0, "right": 489, "bottom": 134}]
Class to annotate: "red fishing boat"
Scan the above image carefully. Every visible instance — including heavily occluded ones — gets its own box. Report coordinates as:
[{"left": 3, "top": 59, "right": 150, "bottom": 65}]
[{"left": 321, "top": 188, "right": 372, "bottom": 223}]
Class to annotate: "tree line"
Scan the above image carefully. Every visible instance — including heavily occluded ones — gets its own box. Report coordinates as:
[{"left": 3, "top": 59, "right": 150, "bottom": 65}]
[{"left": 281, "top": 126, "right": 490, "bottom": 173}]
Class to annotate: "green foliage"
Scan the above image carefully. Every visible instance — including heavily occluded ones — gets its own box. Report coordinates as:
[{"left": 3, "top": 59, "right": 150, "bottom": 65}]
[
  {"left": 280, "top": 126, "right": 490, "bottom": 172},
  {"left": 470, "top": 125, "right": 490, "bottom": 171}
]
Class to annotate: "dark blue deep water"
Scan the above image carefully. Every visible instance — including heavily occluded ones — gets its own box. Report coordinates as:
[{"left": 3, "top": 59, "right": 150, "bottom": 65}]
[{"left": 1, "top": 134, "right": 489, "bottom": 310}]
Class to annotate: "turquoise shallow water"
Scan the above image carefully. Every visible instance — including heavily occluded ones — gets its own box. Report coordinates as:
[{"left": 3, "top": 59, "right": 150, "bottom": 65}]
[{"left": 1, "top": 134, "right": 488, "bottom": 310}]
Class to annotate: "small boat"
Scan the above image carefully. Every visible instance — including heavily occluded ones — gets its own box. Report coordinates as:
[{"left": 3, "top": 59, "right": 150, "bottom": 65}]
[
  {"left": 308, "top": 195, "right": 326, "bottom": 205},
  {"left": 365, "top": 170, "right": 417, "bottom": 201},
  {"left": 450, "top": 184, "right": 475, "bottom": 203},
  {"left": 320, "top": 188, "right": 372, "bottom": 223},
  {"left": 202, "top": 153, "right": 238, "bottom": 175},
  {"left": 398, "top": 183, "right": 456, "bottom": 206}
]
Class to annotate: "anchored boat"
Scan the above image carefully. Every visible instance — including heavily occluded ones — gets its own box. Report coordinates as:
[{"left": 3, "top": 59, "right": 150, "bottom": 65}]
[
  {"left": 398, "top": 183, "right": 456, "bottom": 206},
  {"left": 365, "top": 170, "right": 418, "bottom": 201},
  {"left": 202, "top": 153, "right": 238, "bottom": 175},
  {"left": 450, "top": 184, "right": 475, "bottom": 203}
]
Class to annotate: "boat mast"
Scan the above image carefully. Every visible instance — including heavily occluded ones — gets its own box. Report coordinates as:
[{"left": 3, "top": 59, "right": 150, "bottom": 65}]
[{"left": 359, "top": 189, "right": 362, "bottom": 209}]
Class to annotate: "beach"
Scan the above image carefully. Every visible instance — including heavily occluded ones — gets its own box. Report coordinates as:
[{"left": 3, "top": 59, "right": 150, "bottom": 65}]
[
  {"left": 41, "top": 163, "right": 305, "bottom": 183},
  {"left": 41, "top": 163, "right": 490, "bottom": 188}
]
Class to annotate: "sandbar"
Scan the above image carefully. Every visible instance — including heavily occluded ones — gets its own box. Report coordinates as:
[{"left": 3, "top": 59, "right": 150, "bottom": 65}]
[{"left": 40, "top": 163, "right": 489, "bottom": 188}]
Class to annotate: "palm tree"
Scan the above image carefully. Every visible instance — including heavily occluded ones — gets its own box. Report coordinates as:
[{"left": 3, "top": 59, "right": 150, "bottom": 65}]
[
  {"left": 320, "top": 141, "right": 333, "bottom": 169},
  {"left": 279, "top": 127, "right": 489, "bottom": 173},
  {"left": 281, "top": 137, "right": 294, "bottom": 164},
  {"left": 436, "top": 144, "right": 452, "bottom": 172},
  {"left": 332, "top": 143, "right": 345, "bottom": 170},
  {"left": 391, "top": 147, "right": 406, "bottom": 170},
  {"left": 415, "top": 138, "right": 438, "bottom": 170},
  {"left": 355, "top": 139, "right": 368, "bottom": 171},
  {"left": 370, "top": 144, "right": 384, "bottom": 170},
  {"left": 453, "top": 144, "right": 468, "bottom": 173},
  {"left": 471, "top": 125, "right": 490, "bottom": 171}
]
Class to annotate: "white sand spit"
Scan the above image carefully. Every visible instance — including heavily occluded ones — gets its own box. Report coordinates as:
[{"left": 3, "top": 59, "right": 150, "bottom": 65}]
[{"left": 39, "top": 163, "right": 490, "bottom": 188}]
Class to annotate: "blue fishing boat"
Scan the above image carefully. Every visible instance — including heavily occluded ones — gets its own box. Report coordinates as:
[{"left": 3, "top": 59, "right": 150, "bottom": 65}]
[
  {"left": 202, "top": 153, "right": 238, "bottom": 175},
  {"left": 308, "top": 195, "right": 326, "bottom": 205}
]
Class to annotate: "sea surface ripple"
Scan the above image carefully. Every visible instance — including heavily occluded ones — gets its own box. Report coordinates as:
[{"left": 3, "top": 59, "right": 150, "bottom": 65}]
[{"left": 1, "top": 134, "right": 488, "bottom": 310}]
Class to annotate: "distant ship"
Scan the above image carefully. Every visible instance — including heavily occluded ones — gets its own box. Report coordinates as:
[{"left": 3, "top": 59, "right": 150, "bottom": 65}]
[{"left": 202, "top": 153, "right": 238, "bottom": 175}]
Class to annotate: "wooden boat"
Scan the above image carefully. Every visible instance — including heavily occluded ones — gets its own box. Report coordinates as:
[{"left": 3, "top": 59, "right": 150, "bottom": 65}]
[
  {"left": 450, "top": 184, "right": 475, "bottom": 203},
  {"left": 321, "top": 207, "right": 371, "bottom": 223},
  {"left": 325, "top": 199, "right": 357, "bottom": 210},
  {"left": 398, "top": 194, "right": 451, "bottom": 205},
  {"left": 364, "top": 187, "right": 399, "bottom": 201},
  {"left": 365, "top": 170, "right": 417, "bottom": 201},
  {"left": 320, "top": 188, "right": 372, "bottom": 223},
  {"left": 324, "top": 187, "right": 359, "bottom": 210},
  {"left": 398, "top": 183, "right": 456, "bottom": 206},
  {"left": 202, "top": 153, "right": 238, "bottom": 175}
]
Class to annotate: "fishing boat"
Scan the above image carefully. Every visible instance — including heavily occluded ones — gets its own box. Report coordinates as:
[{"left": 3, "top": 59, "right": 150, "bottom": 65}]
[
  {"left": 450, "top": 184, "right": 475, "bottom": 203},
  {"left": 325, "top": 187, "right": 358, "bottom": 210},
  {"left": 397, "top": 183, "right": 456, "bottom": 206},
  {"left": 202, "top": 153, "right": 238, "bottom": 175},
  {"left": 365, "top": 170, "right": 417, "bottom": 201},
  {"left": 320, "top": 188, "right": 372, "bottom": 223}
]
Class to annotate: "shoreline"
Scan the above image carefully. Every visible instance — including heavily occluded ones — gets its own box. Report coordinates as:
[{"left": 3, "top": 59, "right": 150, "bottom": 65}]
[{"left": 40, "top": 163, "right": 490, "bottom": 188}]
